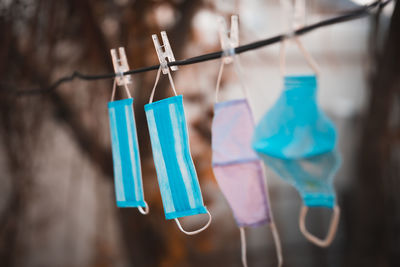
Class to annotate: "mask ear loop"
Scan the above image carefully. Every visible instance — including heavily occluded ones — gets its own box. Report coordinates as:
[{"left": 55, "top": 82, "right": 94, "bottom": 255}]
[
  {"left": 215, "top": 61, "right": 225, "bottom": 103},
  {"left": 110, "top": 72, "right": 133, "bottom": 102},
  {"left": 232, "top": 57, "right": 251, "bottom": 102},
  {"left": 239, "top": 227, "right": 249, "bottom": 267},
  {"left": 299, "top": 205, "right": 340, "bottom": 247},
  {"left": 215, "top": 52, "right": 251, "bottom": 104},
  {"left": 269, "top": 222, "right": 283, "bottom": 267},
  {"left": 280, "top": 0, "right": 320, "bottom": 77},
  {"left": 280, "top": 36, "right": 320, "bottom": 77},
  {"left": 259, "top": 164, "right": 284, "bottom": 267},
  {"left": 174, "top": 210, "right": 212, "bottom": 235},
  {"left": 149, "top": 65, "right": 178, "bottom": 104},
  {"left": 138, "top": 202, "right": 150, "bottom": 215}
]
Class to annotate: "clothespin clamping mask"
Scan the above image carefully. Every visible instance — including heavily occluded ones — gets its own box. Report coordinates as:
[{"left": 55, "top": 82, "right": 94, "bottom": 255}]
[
  {"left": 215, "top": 15, "right": 251, "bottom": 102},
  {"left": 108, "top": 47, "right": 149, "bottom": 214},
  {"left": 212, "top": 16, "right": 283, "bottom": 267},
  {"left": 252, "top": 1, "right": 340, "bottom": 247},
  {"left": 145, "top": 31, "right": 212, "bottom": 235}
]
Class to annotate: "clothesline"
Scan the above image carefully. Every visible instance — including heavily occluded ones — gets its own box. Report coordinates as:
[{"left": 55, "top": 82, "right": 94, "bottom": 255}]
[{"left": 4, "top": 0, "right": 390, "bottom": 96}]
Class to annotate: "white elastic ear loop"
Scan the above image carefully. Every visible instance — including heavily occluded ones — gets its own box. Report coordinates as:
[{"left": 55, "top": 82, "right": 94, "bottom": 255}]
[
  {"left": 174, "top": 210, "right": 212, "bottom": 235},
  {"left": 138, "top": 201, "right": 150, "bottom": 215},
  {"left": 293, "top": 37, "right": 320, "bottom": 75},
  {"left": 232, "top": 57, "right": 251, "bottom": 102},
  {"left": 149, "top": 66, "right": 178, "bottom": 104},
  {"left": 239, "top": 224, "right": 281, "bottom": 267},
  {"left": 239, "top": 227, "right": 248, "bottom": 267},
  {"left": 279, "top": 39, "right": 288, "bottom": 77},
  {"left": 149, "top": 67, "right": 162, "bottom": 104},
  {"left": 258, "top": 164, "right": 283, "bottom": 267},
  {"left": 166, "top": 69, "right": 178, "bottom": 96},
  {"left": 215, "top": 56, "right": 250, "bottom": 104},
  {"left": 215, "top": 61, "right": 225, "bottom": 103},
  {"left": 122, "top": 80, "right": 132, "bottom": 99},
  {"left": 110, "top": 73, "right": 133, "bottom": 102},
  {"left": 269, "top": 222, "right": 283, "bottom": 267},
  {"left": 111, "top": 79, "right": 117, "bottom": 102},
  {"left": 299, "top": 205, "right": 340, "bottom": 247},
  {"left": 280, "top": 36, "right": 320, "bottom": 76}
]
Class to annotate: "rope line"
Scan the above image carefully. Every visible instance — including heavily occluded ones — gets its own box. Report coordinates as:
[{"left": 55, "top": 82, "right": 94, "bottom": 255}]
[{"left": 3, "top": 0, "right": 390, "bottom": 96}]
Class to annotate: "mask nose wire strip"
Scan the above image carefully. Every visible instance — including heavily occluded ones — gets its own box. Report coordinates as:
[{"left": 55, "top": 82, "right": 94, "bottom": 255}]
[
  {"left": 174, "top": 210, "right": 212, "bottom": 235},
  {"left": 239, "top": 227, "right": 249, "bottom": 267},
  {"left": 149, "top": 66, "right": 178, "bottom": 104},
  {"left": 299, "top": 205, "right": 340, "bottom": 247}
]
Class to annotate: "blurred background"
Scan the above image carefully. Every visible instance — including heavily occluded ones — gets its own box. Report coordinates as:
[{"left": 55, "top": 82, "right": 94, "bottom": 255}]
[{"left": 0, "top": 0, "right": 399, "bottom": 266}]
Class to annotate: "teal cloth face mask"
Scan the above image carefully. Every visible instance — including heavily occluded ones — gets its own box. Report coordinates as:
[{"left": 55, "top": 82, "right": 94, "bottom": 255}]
[
  {"left": 145, "top": 67, "right": 211, "bottom": 235},
  {"left": 259, "top": 151, "right": 341, "bottom": 247},
  {"left": 252, "top": 75, "right": 337, "bottom": 159},
  {"left": 252, "top": 75, "right": 340, "bottom": 247},
  {"left": 108, "top": 81, "right": 149, "bottom": 214},
  {"left": 259, "top": 151, "right": 341, "bottom": 209}
]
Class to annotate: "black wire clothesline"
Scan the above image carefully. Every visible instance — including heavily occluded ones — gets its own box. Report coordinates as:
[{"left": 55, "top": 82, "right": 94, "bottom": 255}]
[{"left": 8, "top": 0, "right": 390, "bottom": 96}]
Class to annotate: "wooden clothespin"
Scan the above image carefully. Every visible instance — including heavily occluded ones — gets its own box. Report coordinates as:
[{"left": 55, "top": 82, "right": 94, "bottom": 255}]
[
  {"left": 110, "top": 47, "right": 132, "bottom": 86},
  {"left": 152, "top": 31, "right": 178, "bottom": 75},
  {"left": 218, "top": 15, "right": 239, "bottom": 64}
]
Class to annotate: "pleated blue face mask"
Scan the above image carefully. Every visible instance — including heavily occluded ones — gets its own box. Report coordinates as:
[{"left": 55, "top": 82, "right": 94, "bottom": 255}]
[
  {"left": 259, "top": 151, "right": 341, "bottom": 247},
  {"left": 145, "top": 67, "right": 211, "bottom": 235},
  {"left": 108, "top": 80, "right": 149, "bottom": 214},
  {"left": 252, "top": 74, "right": 340, "bottom": 247},
  {"left": 252, "top": 75, "right": 337, "bottom": 159}
]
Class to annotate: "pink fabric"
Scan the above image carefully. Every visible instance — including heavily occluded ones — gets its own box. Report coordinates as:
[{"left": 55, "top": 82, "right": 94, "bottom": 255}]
[
  {"left": 212, "top": 99, "right": 271, "bottom": 226},
  {"left": 212, "top": 99, "right": 259, "bottom": 165}
]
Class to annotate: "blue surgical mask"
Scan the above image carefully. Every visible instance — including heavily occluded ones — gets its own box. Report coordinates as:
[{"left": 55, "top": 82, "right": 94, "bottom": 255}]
[
  {"left": 145, "top": 67, "right": 211, "bottom": 235},
  {"left": 252, "top": 75, "right": 340, "bottom": 247},
  {"left": 259, "top": 151, "right": 341, "bottom": 247},
  {"left": 252, "top": 75, "right": 337, "bottom": 159},
  {"left": 108, "top": 81, "right": 148, "bottom": 214},
  {"left": 259, "top": 151, "right": 341, "bottom": 208}
]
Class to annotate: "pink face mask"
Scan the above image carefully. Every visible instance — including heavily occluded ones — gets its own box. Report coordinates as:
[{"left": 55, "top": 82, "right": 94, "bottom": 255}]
[
  {"left": 211, "top": 58, "right": 283, "bottom": 267},
  {"left": 212, "top": 99, "right": 271, "bottom": 226}
]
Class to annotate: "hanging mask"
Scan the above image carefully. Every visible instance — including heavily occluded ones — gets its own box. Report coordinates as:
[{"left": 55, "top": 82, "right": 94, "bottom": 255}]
[
  {"left": 108, "top": 80, "right": 149, "bottom": 214},
  {"left": 212, "top": 99, "right": 272, "bottom": 227},
  {"left": 212, "top": 54, "right": 282, "bottom": 267},
  {"left": 259, "top": 151, "right": 341, "bottom": 247},
  {"left": 252, "top": 75, "right": 337, "bottom": 159},
  {"left": 145, "top": 67, "right": 211, "bottom": 235}
]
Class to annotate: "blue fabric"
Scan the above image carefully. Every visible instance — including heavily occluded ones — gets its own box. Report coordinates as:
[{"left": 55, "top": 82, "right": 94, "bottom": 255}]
[
  {"left": 252, "top": 75, "right": 337, "bottom": 159},
  {"left": 108, "top": 98, "right": 146, "bottom": 208},
  {"left": 259, "top": 151, "right": 341, "bottom": 208},
  {"left": 145, "top": 95, "right": 207, "bottom": 220}
]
